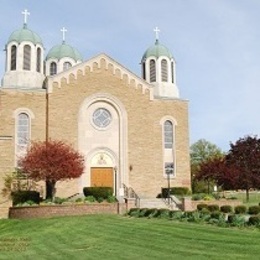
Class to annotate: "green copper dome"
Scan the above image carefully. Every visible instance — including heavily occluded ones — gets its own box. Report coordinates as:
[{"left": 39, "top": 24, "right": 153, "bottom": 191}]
[
  {"left": 8, "top": 25, "right": 43, "bottom": 45},
  {"left": 142, "top": 39, "right": 172, "bottom": 60},
  {"left": 46, "top": 42, "right": 83, "bottom": 61}
]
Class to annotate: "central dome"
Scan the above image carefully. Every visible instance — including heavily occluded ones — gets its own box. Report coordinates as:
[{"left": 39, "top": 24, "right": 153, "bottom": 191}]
[
  {"left": 46, "top": 43, "right": 83, "bottom": 61},
  {"left": 8, "top": 25, "right": 43, "bottom": 45},
  {"left": 142, "top": 39, "right": 172, "bottom": 61}
]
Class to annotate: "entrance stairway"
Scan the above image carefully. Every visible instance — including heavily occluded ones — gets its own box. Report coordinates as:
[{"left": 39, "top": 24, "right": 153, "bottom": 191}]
[{"left": 139, "top": 197, "right": 181, "bottom": 210}]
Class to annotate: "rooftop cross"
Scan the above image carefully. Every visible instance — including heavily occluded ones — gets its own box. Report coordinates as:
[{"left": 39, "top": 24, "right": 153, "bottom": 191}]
[
  {"left": 154, "top": 26, "right": 160, "bottom": 41},
  {"left": 61, "top": 27, "right": 67, "bottom": 43},
  {"left": 22, "top": 9, "right": 30, "bottom": 25}
]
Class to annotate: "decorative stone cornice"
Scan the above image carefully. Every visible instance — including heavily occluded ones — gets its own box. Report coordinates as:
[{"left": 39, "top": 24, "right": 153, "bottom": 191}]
[{"left": 46, "top": 53, "right": 154, "bottom": 100}]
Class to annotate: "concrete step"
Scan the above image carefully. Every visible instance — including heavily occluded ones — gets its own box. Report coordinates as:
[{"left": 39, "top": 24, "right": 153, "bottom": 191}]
[{"left": 139, "top": 198, "right": 169, "bottom": 209}]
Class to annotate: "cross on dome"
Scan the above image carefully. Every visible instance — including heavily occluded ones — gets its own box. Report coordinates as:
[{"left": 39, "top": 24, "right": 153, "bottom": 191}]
[
  {"left": 61, "top": 27, "right": 67, "bottom": 43},
  {"left": 22, "top": 9, "right": 30, "bottom": 25},
  {"left": 154, "top": 26, "right": 160, "bottom": 41}
]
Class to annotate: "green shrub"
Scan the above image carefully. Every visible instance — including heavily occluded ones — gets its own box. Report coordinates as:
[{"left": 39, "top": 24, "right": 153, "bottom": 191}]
[
  {"left": 53, "top": 197, "right": 67, "bottom": 204},
  {"left": 75, "top": 198, "right": 83, "bottom": 203},
  {"left": 248, "top": 215, "right": 260, "bottom": 226},
  {"left": 161, "top": 188, "right": 171, "bottom": 198},
  {"left": 24, "top": 200, "right": 37, "bottom": 206},
  {"left": 138, "top": 208, "right": 149, "bottom": 218},
  {"left": 200, "top": 207, "right": 210, "bottom": 215},
  {"left": 84, "top": 195, "right": 96, "bottom": 203},
  {"left": 83, "top": 187, "right": 113, "bottom": 199},
  {"left": 171, "top": 187, "right": 190, "bottom": 196},
  {"left": 169, "top": 210, "right": 183, "bottom": 220},
  {"left": 143, "top": 208, "right": 157, "bottom": 218},
  {"left": 106, "top": 196, "right": 117, "bottom": 203},
  {"left": 208, "top": 204, "right": 220, "bottom": 212},
  {"left": 11, "top": 190, "right": 40, "bottom": 206},
  {"left": 227, "top": 214, "right": 246, "bottom": 227},
  {"left": 210, "top": 211, "right": 223, "bottom": 220},
  {"left": 192, "top": 193, "right": 206, "bottom": 201},
  {"left": 248, "top": 206, "right": 260, "bottom": 215},
  {"left": 97, "top": 197, "right": 104, "bottom": 203},
  {"left": 203, "top": 195, "right": 213, "bottom": 201},
  {"left": 157, "top": 209, "right": 170, "bottom": 219},
  {"left": 128, "top": 208, "right": 140, "bottom": 217},
  {"left": 220, "top": 205, "right": 233, "bottom": 213},
  {"left": 197, "top": 203, "right": 208, "bottom": 211},
  {"left": 234, "top": 205, "right": 247, "bottom": 214}
]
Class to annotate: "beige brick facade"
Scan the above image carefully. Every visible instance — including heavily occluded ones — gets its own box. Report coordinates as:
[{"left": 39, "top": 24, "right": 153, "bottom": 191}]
[{"left": 0, "top": 54, "right": 190, "bottom": 203}]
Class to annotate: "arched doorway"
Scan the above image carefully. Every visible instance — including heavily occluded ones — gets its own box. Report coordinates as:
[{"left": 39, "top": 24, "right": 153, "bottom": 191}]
[{"left": 78, "top": 93, "right": 128, "bottom": 197}]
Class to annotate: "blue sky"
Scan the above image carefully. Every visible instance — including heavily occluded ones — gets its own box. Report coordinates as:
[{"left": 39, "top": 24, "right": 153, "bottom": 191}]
[{"left": 1, "top": 0, "right": 260, "bottom": 152}]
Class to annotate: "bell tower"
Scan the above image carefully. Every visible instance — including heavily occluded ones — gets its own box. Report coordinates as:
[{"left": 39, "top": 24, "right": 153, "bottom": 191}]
[
  {"left": 2, "top": 9, "right": 45, "bottom": 89},
  {"left": 141, "top": 27, "right": 179, "bottom": 98}
]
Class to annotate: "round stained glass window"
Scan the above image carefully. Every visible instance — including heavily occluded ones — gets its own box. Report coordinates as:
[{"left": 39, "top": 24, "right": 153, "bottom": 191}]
[{"left": 93, "top": 108, "right": 112, "bottom": 128}]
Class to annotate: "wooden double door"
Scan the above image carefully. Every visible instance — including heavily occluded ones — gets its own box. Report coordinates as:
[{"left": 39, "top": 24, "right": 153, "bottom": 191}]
[{"left": 91, "top": 167, "right": 114, "bottom": 188}]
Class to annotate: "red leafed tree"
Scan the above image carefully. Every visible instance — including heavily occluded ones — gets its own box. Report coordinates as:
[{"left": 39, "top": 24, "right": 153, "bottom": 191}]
[
  {"left": 195, "top": 157, "right": 226, "bottom": 193},
  {"left": 195, "top": 135, "right": 260, "bottom": 201},
  {"left": 226, "top": 135, "right": 260, "bottom": 201},
  {"left": 19, "top": 140, "right": 85, "bottom": 200}
]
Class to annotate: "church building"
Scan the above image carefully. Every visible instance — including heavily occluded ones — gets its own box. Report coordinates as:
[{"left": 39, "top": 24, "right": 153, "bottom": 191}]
[{"left": 0, "top": 10, "right": 190, "bottom": 203}]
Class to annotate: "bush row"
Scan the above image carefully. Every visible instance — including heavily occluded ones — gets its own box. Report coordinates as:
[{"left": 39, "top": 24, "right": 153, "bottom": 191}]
[
  {"left": 11, "top": 191, "right": 40, "bottom": 206},
  {"left": 128, "top": 208, "right": 260, "bottom": 228},
  {"left": 83, "top": 187, "right": 113, "bottom": 199},
  {"left": 197, "top": 203, "right": 260, "bottom": 215}
]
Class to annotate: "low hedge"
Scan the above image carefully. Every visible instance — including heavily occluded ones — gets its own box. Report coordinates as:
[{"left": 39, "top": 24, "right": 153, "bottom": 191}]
[
  {"left": 207, "top": 204, "right": 220, "bottom": 212},
  {"left": 234, "top": 205, "right": 247, "bottom": 214},
  {"left": 11, "top": 190, "right": 40, "bottom": 206},
  {"left": 220, "top": 205, "right": 233, "bottom": 213},
  {"left": 248, "top": 205, "right": 260, "bottom": 215},
  {"left": 197, "top": 203, "right": 208, "bottom": 211},
  {"left": 161, "top": 187, "right": 190, "bottom": 198},
  {"left": 83, "top": 187, "right": 113, "bottom": 199},
  {"left": 248, "top": 215, "right": 260, "bottom": 226}
]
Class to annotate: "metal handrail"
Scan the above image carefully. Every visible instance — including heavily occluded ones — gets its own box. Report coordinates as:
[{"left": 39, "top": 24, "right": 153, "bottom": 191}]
[{"left": 122, "top": 184, "right": 140, "bottom": 207}]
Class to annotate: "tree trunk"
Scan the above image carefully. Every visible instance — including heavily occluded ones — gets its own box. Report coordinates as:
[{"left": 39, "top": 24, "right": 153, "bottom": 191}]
[
  {"left": 46, "top": 180, "right": 56, "bottom": 200},
  {"left": 246, "top": 188, "right": 250, "bottom": 202}
]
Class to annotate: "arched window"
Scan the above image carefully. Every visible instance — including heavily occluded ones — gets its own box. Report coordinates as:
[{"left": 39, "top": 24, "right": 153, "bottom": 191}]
[
  {"left": 23, "top": 45, "right": 31, "bottom": 70},
  {"left": 11, "top": 45, "right": 17, "bottom": 70},
  {"left": 164, "top": 120, "right": 173, "bottom": 149},
  {"left": 161, "top": 59, "right": 168, "bottom": 82},
  {"left": 171, "top": 61, "right": 174, "bottom": 83},
  {"left": 50, "top": 62, "right": 57, "bottom": 75},
  {"left": 63, "top": 62, "right": 72, "bottom": 71},
  {"left": 150, "top": 60, "right": 156, "bottom": 82},
  {"left": 36, "top": 48, "right": 41, "bottom": 72},
  {"left": 17, "top": 113, "right": 30, "bottom": 147},
  {"left": 142, "top": 62, "right": 146, "bottom": 80}
]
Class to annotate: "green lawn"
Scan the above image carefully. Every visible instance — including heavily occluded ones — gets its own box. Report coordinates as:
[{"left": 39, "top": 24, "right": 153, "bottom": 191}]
[
  {"left": 0, "top": 214, "right": 259, "bottom": 260},
  {"left": 224, "top": 191, "right": 260, "bottom": 206}
]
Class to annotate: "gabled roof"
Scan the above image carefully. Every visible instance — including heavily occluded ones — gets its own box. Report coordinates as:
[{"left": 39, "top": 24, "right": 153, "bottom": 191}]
[{"left": 47, "top": 53, "right": 154, "bottom": 99}]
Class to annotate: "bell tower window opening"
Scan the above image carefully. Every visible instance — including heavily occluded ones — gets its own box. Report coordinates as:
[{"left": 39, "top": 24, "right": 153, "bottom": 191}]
[
  {"left": 164, "top": 120, "right": 173, "bottom": 149},
  {"left": 171, "top": 61, "right": 174, "bottom": 84},
  {"left": 63, "top": 62, "right": 72, "bottom": 71},
  {"left": 142, "top": 62, "right": 146, "bottom": 80},
  {"left": 161, "top": 59, "right": 168, "bottom": 82},
  {"left": 150, "top": 60, "right": 156, "bottom": 82},
  {"left": 23, "top": 45, "right": 31, "bottom": 70},
  {"left": 11, "top": 45, "right": 17, "bottom": 71},
  {"left": 36, "top": 48, "right": 41, "bottom": 72},
  {"left": 50, "top": 62, "right": 57, "bottom": 75}
]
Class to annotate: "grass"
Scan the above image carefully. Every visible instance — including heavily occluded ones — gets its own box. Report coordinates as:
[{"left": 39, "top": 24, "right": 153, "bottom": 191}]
[
  {"left": 224, "top": 191, "right": 260, "bottom": 206},
  {"left": 0, "top": 214, "right": 259, "bottom": 259}
]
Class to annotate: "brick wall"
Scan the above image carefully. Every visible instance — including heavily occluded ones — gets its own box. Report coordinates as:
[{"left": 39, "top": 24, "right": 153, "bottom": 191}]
[
  {"left": 182, "top": 197, "right": 242, "bottom": 211},
  {"left": 9, "top": 203, "right": 127, "bottom": 219}
]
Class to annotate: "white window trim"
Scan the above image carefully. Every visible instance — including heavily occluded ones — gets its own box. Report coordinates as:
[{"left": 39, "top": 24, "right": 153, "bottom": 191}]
[
  {"left": 13, "top": 108, "right": 35, "bottom": 167},
  {"left": 160, "top": 116, "right": 177, "bottom": 178}
]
